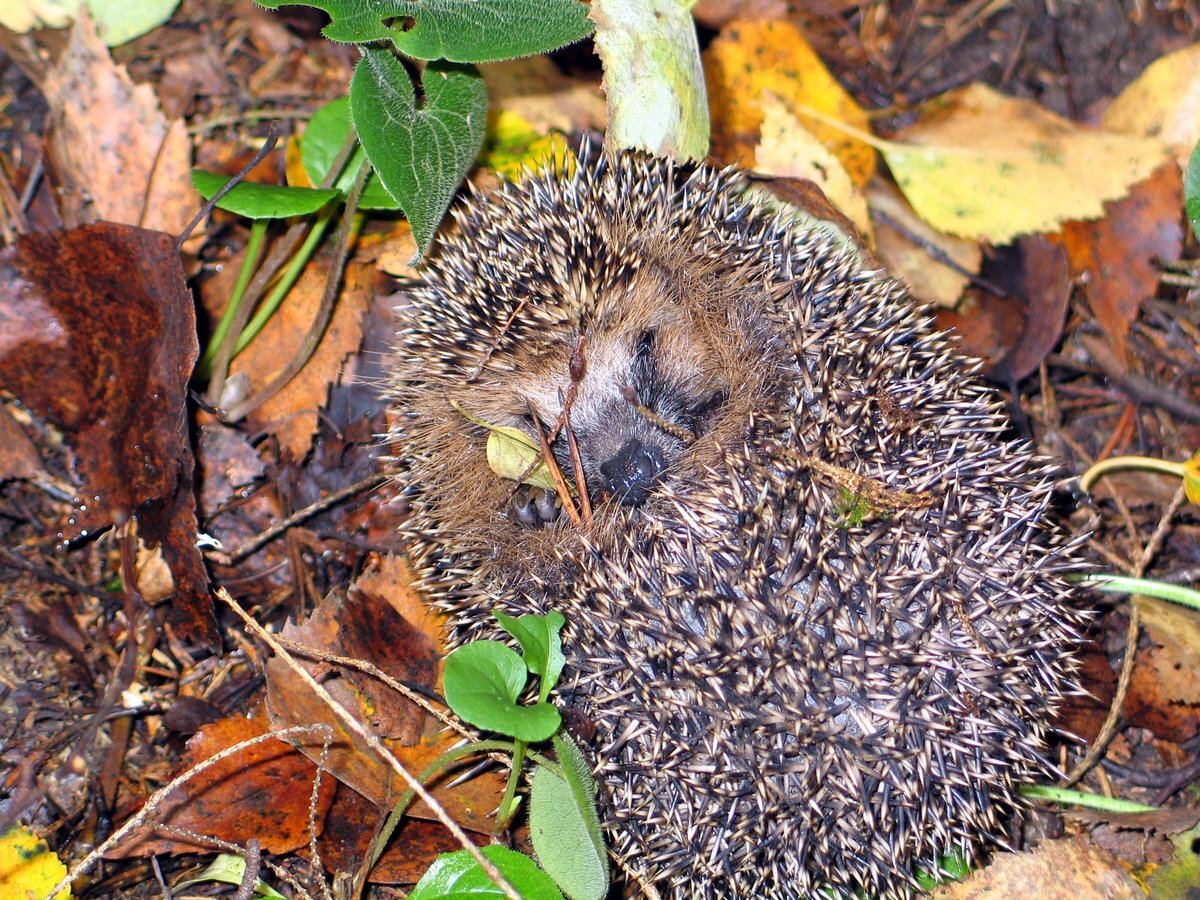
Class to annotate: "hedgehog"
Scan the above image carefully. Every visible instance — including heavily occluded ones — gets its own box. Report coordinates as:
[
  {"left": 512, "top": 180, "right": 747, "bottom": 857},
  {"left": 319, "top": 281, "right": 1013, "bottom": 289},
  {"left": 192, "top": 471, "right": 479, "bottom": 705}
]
[{"left": 388, "top": 148, "right": 1081, "bottom": 899}]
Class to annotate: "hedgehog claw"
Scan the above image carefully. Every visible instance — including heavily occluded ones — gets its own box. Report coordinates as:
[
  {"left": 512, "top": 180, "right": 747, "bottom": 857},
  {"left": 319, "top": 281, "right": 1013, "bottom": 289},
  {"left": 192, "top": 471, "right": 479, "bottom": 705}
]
[{"left": 510, "top": 486, "right": 559, "bottom": 528}]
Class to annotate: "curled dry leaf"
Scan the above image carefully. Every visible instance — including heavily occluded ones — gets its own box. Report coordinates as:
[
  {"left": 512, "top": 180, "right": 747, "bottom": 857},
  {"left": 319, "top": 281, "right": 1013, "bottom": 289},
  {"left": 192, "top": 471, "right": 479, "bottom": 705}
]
[{"left": 0, "top": 223, "right": 215, "bottom": 644}]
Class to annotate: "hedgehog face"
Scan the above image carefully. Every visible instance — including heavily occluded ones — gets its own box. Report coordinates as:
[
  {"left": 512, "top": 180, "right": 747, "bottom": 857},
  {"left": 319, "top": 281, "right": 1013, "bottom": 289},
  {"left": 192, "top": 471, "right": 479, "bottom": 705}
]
[{"left": 507, "top": 276, "right": 733, "bottom": 506}]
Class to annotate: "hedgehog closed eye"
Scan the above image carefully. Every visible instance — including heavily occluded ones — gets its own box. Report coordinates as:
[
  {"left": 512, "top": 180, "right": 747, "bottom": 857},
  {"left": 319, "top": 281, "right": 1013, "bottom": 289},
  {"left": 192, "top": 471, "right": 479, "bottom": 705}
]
[{"left": 388, "top": 147, "right": 1082, "bottom": 900}]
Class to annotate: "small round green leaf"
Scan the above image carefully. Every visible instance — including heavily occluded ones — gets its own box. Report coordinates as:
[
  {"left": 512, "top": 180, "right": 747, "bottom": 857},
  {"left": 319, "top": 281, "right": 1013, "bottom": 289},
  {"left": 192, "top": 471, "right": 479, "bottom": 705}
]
[
  {"left": 191, "top": 170, "right": 339, "bottom": 219},
  {"left": 494, "top": 611, "right": 565, "bottom": 701},
  {"left": 409, "top": 845, "right": 564, "bottom": 900},
  {"left": 443, "top": 642, "right": 561, "bottom": 741}
]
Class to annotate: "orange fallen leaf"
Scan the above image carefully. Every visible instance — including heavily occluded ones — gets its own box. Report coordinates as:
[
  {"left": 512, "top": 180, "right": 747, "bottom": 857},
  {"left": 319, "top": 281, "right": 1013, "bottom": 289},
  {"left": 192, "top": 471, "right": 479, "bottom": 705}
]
[{"left": 704, "top": 19, "right": 875, "bottom": 185}]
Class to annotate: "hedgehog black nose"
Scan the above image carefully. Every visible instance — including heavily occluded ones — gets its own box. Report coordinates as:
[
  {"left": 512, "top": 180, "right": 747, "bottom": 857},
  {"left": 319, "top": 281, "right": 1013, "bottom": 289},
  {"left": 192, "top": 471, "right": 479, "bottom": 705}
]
[{"left": 599, "top": 439, "right": 666, "bottom": 506}]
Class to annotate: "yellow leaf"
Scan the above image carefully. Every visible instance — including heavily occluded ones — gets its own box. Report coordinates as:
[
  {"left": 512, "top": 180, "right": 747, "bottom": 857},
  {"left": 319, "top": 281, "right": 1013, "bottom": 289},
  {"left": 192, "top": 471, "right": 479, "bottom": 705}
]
[
  {"left": 1183, "top": 451, "right": 1200, "bottom": 506},
  {"left": 755, "top": 93, "right": 872, "bottom": 242},
  {"left": 449, "top": 401, "right": 556, "bottom": 490},
  {"left": 0, "top": 826, "right": 71, "bottom": 900},
  {"left": 866, "top": 179, "right": 981, "bottom": 308},
  {"left": 704, "top": 19, "right": 876, "bottom": 186},
  {"left": 481, "top": 110, "right": 571, "bottom": 181},
  {"left": 885, "top": 84, "right": 1169, "bottom": 242},
  {"left": 485, "top": 426, "right": 556, "bottom": 491},
  {"left": 1101, "top": 43, "right": 1200, "bottom": 165}
]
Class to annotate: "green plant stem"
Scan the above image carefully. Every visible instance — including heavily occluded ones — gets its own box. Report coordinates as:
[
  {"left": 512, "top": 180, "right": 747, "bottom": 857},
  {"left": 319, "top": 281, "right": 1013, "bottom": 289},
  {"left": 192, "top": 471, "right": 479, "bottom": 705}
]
[
  {"left": 204, "top": 126, "right": 360, "bottom": 410},
  {"left": 232, "top": 203, "right": 337, "bottom": 357},
  {"left": 1072, "top": 573, "right": 1200, "bottom": 611},
  {"left": 1078, "top": 455, "right": 1187, "bottom": 493},
  {"left": 1020, "top": 784, "right": 1157, "bottom": 813},
  {"left": 197, "top": 219, "right": 269, "bottom": 379},
  {"left": 359, "top": 739, "right": 516, "bottom": 888},
  {"left": 496, "top": 739, "right": 528, "bottom": 829}
]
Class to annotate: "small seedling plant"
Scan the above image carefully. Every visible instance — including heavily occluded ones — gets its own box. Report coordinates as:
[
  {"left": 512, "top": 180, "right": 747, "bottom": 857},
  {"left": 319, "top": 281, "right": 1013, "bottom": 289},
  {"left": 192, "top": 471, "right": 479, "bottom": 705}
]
[
  {"left": 382, "top": 611, "right": 609, "bottom": 900},
  {"left": 191, "top": 0, "right": 593, "bottom": 408}
]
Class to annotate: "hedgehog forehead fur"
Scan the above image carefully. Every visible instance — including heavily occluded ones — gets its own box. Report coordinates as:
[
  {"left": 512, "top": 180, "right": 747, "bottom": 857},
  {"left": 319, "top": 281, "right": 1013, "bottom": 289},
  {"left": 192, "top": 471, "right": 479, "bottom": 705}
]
[{"left": 389, "top": 148, "right": 1082, "bottom": 899}]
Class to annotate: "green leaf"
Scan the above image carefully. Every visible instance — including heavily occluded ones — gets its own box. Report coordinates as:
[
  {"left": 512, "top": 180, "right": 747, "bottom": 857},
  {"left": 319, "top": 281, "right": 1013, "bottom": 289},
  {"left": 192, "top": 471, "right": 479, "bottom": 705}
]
[
  {"left": 351, "top": 49, "right": 488, "bottom": 256},
  {"left": 255, "top": 0, "right": 593, "bottom": 63},
  {"left": 529, "top": 734, "right": 608, "bottom": 900},
  {"left": 191, "top": 170, "right": 339, "bottom": 219},
  {"left": 495, "top": 611, "right": 565, "bottom": 702},
  {"left": 409, "top": 845, "right": 564, "bottom": 900},
  {"left": 1187, "top": 138, "right": 1200, "bottom": 241},
  {"left": 301, "top": 98, "right": 399, "bottom": 210},
  {"left": 172, "top": 853, "right": 286, "bottom": 898},
  {"left": 443, "top": 642, "right": 561, "bottom": 742},
  {"left": 387, "top": 0, "right": 593, "bottom": 63},
  {"left": 90, "top": 0, "right": 180, "bottom": 46}
]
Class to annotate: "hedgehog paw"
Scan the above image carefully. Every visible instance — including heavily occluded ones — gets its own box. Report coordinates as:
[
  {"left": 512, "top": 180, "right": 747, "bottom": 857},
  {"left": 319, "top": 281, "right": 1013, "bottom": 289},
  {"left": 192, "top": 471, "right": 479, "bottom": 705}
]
[{"left": 510, "top": 486, "right": 560, "bottom": 528}]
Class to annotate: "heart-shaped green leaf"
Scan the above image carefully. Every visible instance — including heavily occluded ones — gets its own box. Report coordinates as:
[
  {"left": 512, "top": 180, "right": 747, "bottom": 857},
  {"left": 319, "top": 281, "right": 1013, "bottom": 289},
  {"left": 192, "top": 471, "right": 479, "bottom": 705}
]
[
  {"left": 351, "top": 49, "right": 487, "bottom": 256},
  {"left": 443, "top": 642, "right": 561, "bottom": 742}
]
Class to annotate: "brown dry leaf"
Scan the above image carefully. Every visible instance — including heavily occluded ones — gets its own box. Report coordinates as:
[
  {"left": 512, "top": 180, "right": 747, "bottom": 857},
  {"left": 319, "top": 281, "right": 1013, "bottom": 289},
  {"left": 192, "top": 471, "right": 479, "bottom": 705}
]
[
  {"left": 109, "top": 715, "right": 337, "bottom": 857},
  {"left": 40, "top": 14, "right": 195, "bottom": 234},
  {"left": 1070, "top": 807, "right": 1200, "bottom": 869},
  {"left": 1102, "top": 42, "right": 1200, "bottom": 166},
  {"left": 886, "top": 83, "right": 1169, "bottom": 243},
  {"left": 0, "top": 404, "right": 42, "bottom": 482},
  {"left": 755, "top": 93, "right": 871, "bottom": 240},
  {"left": 356, "top": 555, "right": 450, "bottom": 656},
  {"left": 704, "top": 19, "right": 875, "bottom": 184},
  {"left": 1124, "top": 596, "right": 1200, "bottom": 743},
  {"left": 339, "top": 579, "right": 439, "bottom": 744},
  {"left": 265, "top": 585, "right": 505, "bottom": 828},
  {"left": 232, "top": 258, "right": 373, "bottom": 460},
  {"left": 1052, "top": 641, "right": 1115, "bottom": 746},
  {"left": 929, "top": 836, "right": 1142, "bottom": 899},
  {"left": 867, "top": 179, "right": 981, "bottom": 308},
  {"left": 316, "top": 784, "right": 487, "bottom": 886},
  {"left": 939, "top": 235, "right": 1072, "bottom": 382},
  {"left": 1050, "top": 159, "right": 1182, "bottom": 364},
  {"left": 0, "top": 223, "right": 214, "bottom": 644}
]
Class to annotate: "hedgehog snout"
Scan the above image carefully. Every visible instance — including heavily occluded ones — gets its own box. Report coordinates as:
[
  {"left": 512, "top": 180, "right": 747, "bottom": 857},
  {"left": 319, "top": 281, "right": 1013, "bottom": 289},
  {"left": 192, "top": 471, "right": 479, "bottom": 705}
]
[{"left": 598, "top": 438, "right": 667, "bottom": 505}]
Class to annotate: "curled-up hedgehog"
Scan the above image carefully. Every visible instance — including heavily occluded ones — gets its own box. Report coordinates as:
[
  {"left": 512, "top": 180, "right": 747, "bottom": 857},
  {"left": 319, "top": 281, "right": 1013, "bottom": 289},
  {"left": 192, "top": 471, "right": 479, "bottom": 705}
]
[{"left": 389, "top": 148, "right": 1081, "bottom": 899}]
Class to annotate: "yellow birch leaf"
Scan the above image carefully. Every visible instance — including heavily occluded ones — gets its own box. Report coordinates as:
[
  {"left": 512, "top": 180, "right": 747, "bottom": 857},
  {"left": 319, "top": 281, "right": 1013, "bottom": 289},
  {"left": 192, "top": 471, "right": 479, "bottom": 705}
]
[
  {"left": 704, "top": 19, "right": 876, "bottom": 186},
  {"left": 1101, "top": 42, "right": 1200, "bottom": 166},
  {"left": 449, "top": 400, "right": 556, "bottom": 490},
  {"left": 876, "top": 84, "right": 1168, "bottom": 242},
  {"left": 755, "top": 92, "right": 871, "bottom": 242},
  {"left": 0, "top": 826, "right": 71, "bottom": 900}
]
